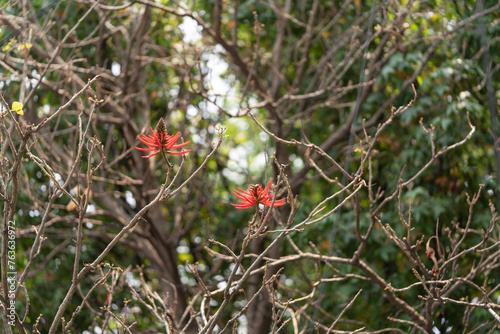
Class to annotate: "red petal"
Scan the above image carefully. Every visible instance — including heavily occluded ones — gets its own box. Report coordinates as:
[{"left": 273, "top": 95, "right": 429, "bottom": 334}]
[
  {"left": 138, "top": 135, "right": 157, "bottom": 147},
  {"left": 237, "top": 188, "right": 252, "bottom": 197},
  {"left": 231, "top": 203, "right": 254, "bottom": 209},
  {"left": 170, "top": 141, "right": 190, "bottom": 149},
  {"left": 260, "top": 194, "right": 273, "bottom": 203},
  {"left": 142, "top": 151, "right": 160, "bottom": 158},
  {"left": 135, "top": 147, "right": 157, "bottom": 151},
  {"left": 165, "top": 132, "right": 181, "bottom": 148},
  {"left": 168, "top": 150, "right": 191, "bottom": 155},
  {"left": 274, "top": 198, "right": 286, "bottom": 206},
  {"left": 233, "top": 191, "right": 255, "bottom": 203},
  {"left": 262, "top": 178, "right": 273, "bottom": 196},
  {"left": 149, "top": 127, "right": 161, "bottom": 148},
  {"left": 262, "top": 198, "right": 286, "bottom": 207},
  {"left": 234, "top": 188, "right": 254, "bottom": 198}
]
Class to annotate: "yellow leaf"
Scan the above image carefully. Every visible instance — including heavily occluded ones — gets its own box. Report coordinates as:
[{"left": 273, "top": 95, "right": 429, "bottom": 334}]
[
  {"left": 17, "top": 43, "right": 32, "bottom": 51},
  {"left": 12, "top": 101, "right": 24, "bottom": 115},
  {"left": 66, "top": 201, "right": 78, "bottom": 212},
  {"left": 2, "top": 38, "right": 15, "bottom": 52}
]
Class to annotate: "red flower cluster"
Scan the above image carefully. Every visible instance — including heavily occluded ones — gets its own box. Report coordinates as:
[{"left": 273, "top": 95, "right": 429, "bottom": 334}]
[
  {"left": 135, "top": 120, "right": 190, "bottom": 158},
  {"left": 136, "top": 120, "right": 287, "bottom": 212},
  {"left": 231, "top": 178, "right": 286, "bottom": 209}
]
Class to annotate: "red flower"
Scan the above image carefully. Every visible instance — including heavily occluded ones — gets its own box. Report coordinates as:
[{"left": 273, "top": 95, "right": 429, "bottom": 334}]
[
  {"left": 135, "top": 120, "right": 191, "bottom": 158},
  {"left": 231, "top": 178, "right": 286, "bottom": 209}
]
